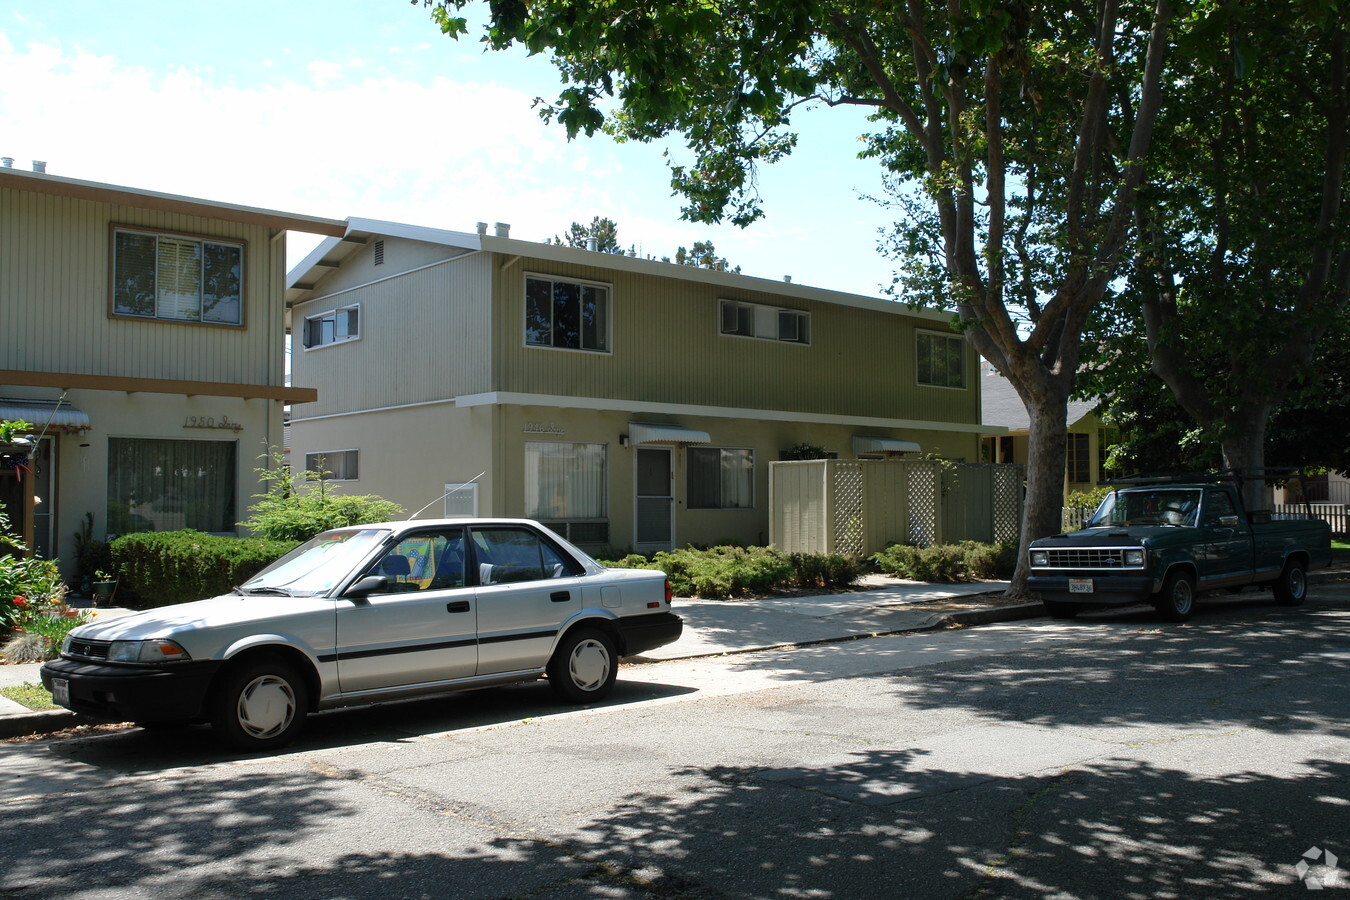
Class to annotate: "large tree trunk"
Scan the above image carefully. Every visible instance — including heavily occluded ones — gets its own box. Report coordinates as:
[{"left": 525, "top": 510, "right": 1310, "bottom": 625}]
[
  {"left": 1220, "top": 409, "right": 1272, "bottom": 512},
  {"left": 1008, "top": 379, "right": 1071, "bottom": 598}
]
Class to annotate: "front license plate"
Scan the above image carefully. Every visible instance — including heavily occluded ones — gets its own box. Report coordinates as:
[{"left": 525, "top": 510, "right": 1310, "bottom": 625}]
[
  {"left": 52, "top": 678, "right": 70, "bottom": 707},
  {"left": 1068, "top": 579, "right": 1094, "bottom": 594}
]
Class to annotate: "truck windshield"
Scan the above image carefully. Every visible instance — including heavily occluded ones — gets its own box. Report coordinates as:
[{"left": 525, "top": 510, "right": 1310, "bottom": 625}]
[
  {"left": 241, "top": 528, "right": 391, "bottom": 596},
  {"left": 1087, "top": 489, "right": 1202, "bottom": 528}
]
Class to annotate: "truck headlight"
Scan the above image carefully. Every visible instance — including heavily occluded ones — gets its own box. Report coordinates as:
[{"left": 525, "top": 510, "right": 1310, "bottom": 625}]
[
  {"left": 107, "top": 640, "right": 192, "bottom": 664},
  {"left": 1030, "top": 551, "right": 1049, "bottom": 566},
  {"left": 1124, "top": 550, "right": 1145, "bottom": 566}
]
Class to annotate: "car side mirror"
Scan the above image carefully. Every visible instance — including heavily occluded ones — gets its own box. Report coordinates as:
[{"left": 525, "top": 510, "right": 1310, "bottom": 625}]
[
  {"left": 345, "top": 574, "right": 388, "bottom": 600},
  {"left": 1219, "top": 515, "right": 1241, "bottom": 528}
]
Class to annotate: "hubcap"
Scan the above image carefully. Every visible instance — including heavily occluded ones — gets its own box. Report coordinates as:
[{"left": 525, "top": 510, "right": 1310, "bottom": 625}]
[
  {"left": 568, "top": 639, "right": 611, "bottom": 691},
  {"left": 236, "top": 675, "right": 296, "bottom": 739},
  {"left": 1290, "top": 569, "right": 1306, "bottom": 599},
  {"left": 1174, "top": 582, "right": 1193, "bottom": 614}
]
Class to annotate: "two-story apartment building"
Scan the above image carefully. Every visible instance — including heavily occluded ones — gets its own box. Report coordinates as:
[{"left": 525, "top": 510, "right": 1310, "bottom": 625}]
[
  {"left": 0, "top": 167, "right": 344, "bottom": 571},
  {"left": 286, "top": 219, "right": 991, "bottom": 553}
]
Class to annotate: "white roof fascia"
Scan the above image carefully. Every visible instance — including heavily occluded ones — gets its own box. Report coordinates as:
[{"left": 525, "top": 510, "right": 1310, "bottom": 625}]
[{"left": 454, "top": 391, "right": 1000, "bottom": 435}]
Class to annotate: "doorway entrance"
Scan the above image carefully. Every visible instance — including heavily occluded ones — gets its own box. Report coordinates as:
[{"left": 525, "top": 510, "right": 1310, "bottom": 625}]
[{"left": 635, "top": 447, "right": 673, "bottom": 553}]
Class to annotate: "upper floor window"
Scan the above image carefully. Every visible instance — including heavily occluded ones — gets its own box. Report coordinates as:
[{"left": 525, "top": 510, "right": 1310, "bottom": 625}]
[
  {"left": 303, "top": 304, "right": 360, "bottom": 348},
  {"left": 916, "top": 331, "right": 966, "bottom": 388},
  {"left": 112, "top": 227, "right": 244, "bottom": 326},
  {"left": 720, "top": 299, "right": 810, "bottom": 345},
  {"left": 305, "top": 449, "right": 358, "bottom": 481},
  {"left": 525, "top": 275, "right": 610, "bottom": 353}
]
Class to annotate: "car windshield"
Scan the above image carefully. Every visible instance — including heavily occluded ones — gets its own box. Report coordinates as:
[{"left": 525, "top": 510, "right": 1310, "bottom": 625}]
[
  {"left": 241, "top": 528, "right": 391, "bottom": 596},
  {"left": 1087, "top": 489, "right": 1202, "bottom": 528}
]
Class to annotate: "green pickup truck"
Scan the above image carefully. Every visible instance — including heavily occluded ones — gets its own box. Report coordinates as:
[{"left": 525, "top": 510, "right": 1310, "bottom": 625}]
[{"left": 1028, "top": 478, "right": 1332, "bottom": 621}]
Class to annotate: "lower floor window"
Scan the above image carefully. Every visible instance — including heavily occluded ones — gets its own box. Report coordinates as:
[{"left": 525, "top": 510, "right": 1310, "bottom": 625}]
[
  {"left": 108, "top": 438, "right": 237, "bottom": 534},
  {"left": 525, "top": 441, "right": 608, "bottom": 542},
  {"left": 306, "top": 449, "right": 358, "bottom": 481},
  {"left": 688, "top": 447, "right": 754, "bottom": 509}
]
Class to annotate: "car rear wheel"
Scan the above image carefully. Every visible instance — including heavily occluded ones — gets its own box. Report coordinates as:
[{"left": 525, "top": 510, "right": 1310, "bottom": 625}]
[
  {"left": 1043, "top": 599, "right": 1080, "bottom": 619},
  {"left": 547, "top": 628, "right": 618, "bottom": 703},
  {"left": 1272, "top": 559, "right": 1307, "bottom": 606},
  {"left": 210, "top": 657, "right": 309, "bottom": 751},
  {"left": 1154, "top": 570, "right": 1195, "bottom": 622}
]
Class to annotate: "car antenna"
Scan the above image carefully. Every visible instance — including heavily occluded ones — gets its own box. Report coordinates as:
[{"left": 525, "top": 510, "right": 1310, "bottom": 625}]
[{"left": 407, "top": 472, "right": 486, "bottom": 520}]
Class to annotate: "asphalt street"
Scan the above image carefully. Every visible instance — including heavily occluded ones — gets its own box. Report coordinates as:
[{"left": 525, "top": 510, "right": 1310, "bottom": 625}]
[{"left": 3, "top": 584, "right": 1348, "bottom": 899}]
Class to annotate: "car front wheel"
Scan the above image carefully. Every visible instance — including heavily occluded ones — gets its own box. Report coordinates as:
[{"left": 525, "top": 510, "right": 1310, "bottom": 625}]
[
  {"left": 547, "top": 628, "right": 618, "bottom": 703},
  {"left": 1154, "top": 570, "right": 1195, "bottom": 622},
  {"left": 210, "top": 657, "right": 309, "bottom": 751}
]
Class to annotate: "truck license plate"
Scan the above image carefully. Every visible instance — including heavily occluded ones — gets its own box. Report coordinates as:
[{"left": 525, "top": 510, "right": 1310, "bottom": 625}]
[
  {"left": 52, "top": 678, "right": 69, "bottom": 707},
  {"left": 1069, "top": 579, "right": 1094, "bottom": 594}
]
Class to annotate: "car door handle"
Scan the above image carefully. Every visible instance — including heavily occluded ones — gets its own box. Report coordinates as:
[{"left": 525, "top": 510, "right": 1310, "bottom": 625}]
[
  {"left": 446, "top": 600, "right": 471, "bottom": 613},
  {"left": 550, "top": 591, "right": 571, "bottom": 603}
]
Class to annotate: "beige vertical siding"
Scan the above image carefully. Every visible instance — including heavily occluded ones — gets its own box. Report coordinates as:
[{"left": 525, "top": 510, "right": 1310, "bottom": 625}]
[
  {"left": 290, "top": 252, "right": 494, "bottom": 417},
  {"left": 490, "top": 254, "right": 982, "bottom": 424},
  {"left": 2, "top": 187, "right": 287, "bottom": 386}
]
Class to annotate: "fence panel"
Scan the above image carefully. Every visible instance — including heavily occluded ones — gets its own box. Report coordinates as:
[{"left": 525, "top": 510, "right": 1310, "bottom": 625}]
[
  {"left": 1272, "top": 503, "right": 1348, "bottom": 537},
  {"left": 770, "top": 459, "right": 1022, "bottom": 555}
]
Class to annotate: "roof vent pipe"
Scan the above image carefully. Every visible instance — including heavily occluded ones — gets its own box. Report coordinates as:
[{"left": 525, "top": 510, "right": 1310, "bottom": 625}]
[
  {"left": 627, "top": 248, "right": 636, "bottom": 257},
  {"left": 32, "top": 160, "right": 47, "bottom": 173},
  {"left": 475, "top": 222, "right": 488, "bottom": 236},
  {"left": 783, "top": 275, "right": 792, "bottom": 283},
  {"left": 494, "top": 222, "right": 510, "bottom": 237},
  {"left": 586, "top": 237, "right": 598, "bottom": 252},
  {"left": 1, "top": 157, "right": 13, "bottom": 168}
]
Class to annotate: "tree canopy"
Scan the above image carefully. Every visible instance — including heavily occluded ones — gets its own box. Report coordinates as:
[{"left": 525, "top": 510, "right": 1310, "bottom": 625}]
[
  {"left": 426, "top": 0, "right": 1176, "bottom": 593},
  {"left": 553, "top": 215, "right": 624, "bottom": 253}
]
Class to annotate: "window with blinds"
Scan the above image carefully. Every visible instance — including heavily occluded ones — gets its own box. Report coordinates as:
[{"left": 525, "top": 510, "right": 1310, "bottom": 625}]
[{"left": 111, "top": 227, "right": 244, "bottom": 325}]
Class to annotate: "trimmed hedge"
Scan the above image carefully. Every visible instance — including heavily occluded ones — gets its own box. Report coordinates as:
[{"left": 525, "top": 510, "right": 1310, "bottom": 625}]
[
  {"left": 870, "top": 541, "right": 1017, "bottom": 583},
  {"left": 110, "top": 531, "right": 298, "bottom": 607},
  {"left": 603, "top": 546, "right": 864, "bottom": 600}
]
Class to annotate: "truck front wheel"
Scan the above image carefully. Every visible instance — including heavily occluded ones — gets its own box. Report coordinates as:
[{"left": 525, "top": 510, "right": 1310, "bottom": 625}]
[
  {"left": 1272, "top": 559, "right": 1307, "bottom": 606},
  {"left": 1154, "top": 571, "right": 1195, "bottom": 622}
]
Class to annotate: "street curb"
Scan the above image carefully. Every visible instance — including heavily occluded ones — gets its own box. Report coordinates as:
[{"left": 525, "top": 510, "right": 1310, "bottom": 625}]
[
  {"left": 0, "top": 707, "right": 96, "bottom": 740},
  {"left": 938, "top": 603, "right": 1047, "bottom": 627}
]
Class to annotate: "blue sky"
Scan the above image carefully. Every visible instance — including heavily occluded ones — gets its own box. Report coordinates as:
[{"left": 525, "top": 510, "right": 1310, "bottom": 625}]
[{"left": 2, "top": 2, "right": 901, "bottom": 297}]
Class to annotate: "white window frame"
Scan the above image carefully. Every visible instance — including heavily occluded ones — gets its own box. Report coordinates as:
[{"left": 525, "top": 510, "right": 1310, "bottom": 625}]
[
  {"left": 305, "top": 449, "right": 359, "bottom": 481},
  {"left": 687, "top": 446, "right": 756, "bottom": 510},
  {"left": 524, "top": 273, "right": 612, "bottom": 354},
  {"left": 916, "top": 329, "right": 967, "bottom": 389},
  {"left": 110, "top": 225, "right": 246, "bottom": 326},
  {"left": 303, "top": 303, "right": 361, "bottom": 349},
  {"left": 718, "top": 299, "right": 810, "bottom": 345}
]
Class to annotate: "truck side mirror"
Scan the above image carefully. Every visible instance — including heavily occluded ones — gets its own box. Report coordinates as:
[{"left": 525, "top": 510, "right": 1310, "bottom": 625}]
[{"left": 1218, "top": 515, "right": 1241, "bottom": 528}]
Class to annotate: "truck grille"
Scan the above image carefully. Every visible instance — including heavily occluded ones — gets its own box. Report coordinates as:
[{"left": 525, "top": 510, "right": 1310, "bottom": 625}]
[
  {"left": 1039, "top": 549, "right": 1136, "bottom": 569},
  {"left": 65, "top": 638, "right": 111, "bottom": 661}
]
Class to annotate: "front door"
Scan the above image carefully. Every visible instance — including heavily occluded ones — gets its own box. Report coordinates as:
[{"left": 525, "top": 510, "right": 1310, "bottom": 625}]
[{"left": 635, "top": 447, "right": 673, "bottom": 553}]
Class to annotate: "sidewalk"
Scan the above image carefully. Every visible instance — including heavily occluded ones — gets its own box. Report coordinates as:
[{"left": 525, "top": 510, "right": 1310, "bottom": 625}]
[{"left": 4, "top": 563, "right": 1347, "bottom": 740}]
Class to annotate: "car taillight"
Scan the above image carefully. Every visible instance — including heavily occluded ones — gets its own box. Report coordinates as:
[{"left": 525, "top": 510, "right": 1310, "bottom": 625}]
[{"left": 665, "top": 579, "right": 673, "bottom": 606}]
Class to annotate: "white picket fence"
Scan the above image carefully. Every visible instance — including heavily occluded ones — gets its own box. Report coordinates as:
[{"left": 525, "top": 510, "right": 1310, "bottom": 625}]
[{"left": 1061, "top": 503, "right": 1347, "bottom": 536}]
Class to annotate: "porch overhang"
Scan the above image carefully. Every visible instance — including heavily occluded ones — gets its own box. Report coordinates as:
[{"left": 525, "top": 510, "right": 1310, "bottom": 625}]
[
  {"left": 853, "top": 436, "right": 922, "bottom": 455},
  {"left": 629, "top": 423, "right": 712, "bottom": 446}
]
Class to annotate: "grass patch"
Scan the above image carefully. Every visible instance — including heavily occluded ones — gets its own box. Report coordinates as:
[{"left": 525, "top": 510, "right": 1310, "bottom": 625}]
[
  {"left": 0, "top": 682, "right": 56, "bottom": 711},
  {"left": 1332, "top": 539, "right": 1349, "bottom": 552}
]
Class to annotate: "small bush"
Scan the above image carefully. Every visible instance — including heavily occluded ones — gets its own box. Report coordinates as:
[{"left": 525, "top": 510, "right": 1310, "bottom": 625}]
[
  {"left": 599, "top": 546, "right": 862, "bottom": 599},
  {"left": 238, "top": 450, "right": 403, "bottom": 542},
  {"left": 871, "top": 540, "right": 1014, "bottom": 583},
  {"left": 1, "top": 632, "right": 51, "bottom": 663},
  {"left": 111, "top": 531, "right": 298, "bottom": 607}
]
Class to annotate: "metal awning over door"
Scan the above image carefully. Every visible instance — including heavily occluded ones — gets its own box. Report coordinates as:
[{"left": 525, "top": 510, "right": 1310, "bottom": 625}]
[{"left": 629, "top": 423, "right": 711, "bottom": 446}]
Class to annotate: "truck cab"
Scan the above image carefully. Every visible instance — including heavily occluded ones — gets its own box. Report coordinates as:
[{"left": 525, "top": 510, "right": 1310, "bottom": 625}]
[{"left": 1028, "top": 478, "right": 1332, "bottom": 621}]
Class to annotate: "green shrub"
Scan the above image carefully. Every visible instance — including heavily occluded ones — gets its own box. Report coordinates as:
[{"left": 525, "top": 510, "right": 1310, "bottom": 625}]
[
  {"left": 110, "top": 530, "right": 298, "bottom": 607},
  {"left": 871, "top": 540, "right": 1014, "bottom": 583},
  {"left": 1, "top": 510, "right": 66, "bottom": 631},
  {"left": 238, "top": 450, "right": 403, "bottom": 542},
  {"left": 959, "top": 541, "right": 1018, "bottom": 579},
  {"left": 599, "top": 545, "right": 862, "bottom": 599}
]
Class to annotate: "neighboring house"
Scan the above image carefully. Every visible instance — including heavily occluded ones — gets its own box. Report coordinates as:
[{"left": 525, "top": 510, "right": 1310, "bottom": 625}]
[
  {"left": 980, "top": 362, "right": 1107, "bottom": 499},
  {"left": 285, "top": 219, "right": 995, "bottom": 553},
  {"left": 0, "top": 166, "right": 345, "bottom": 574}
]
